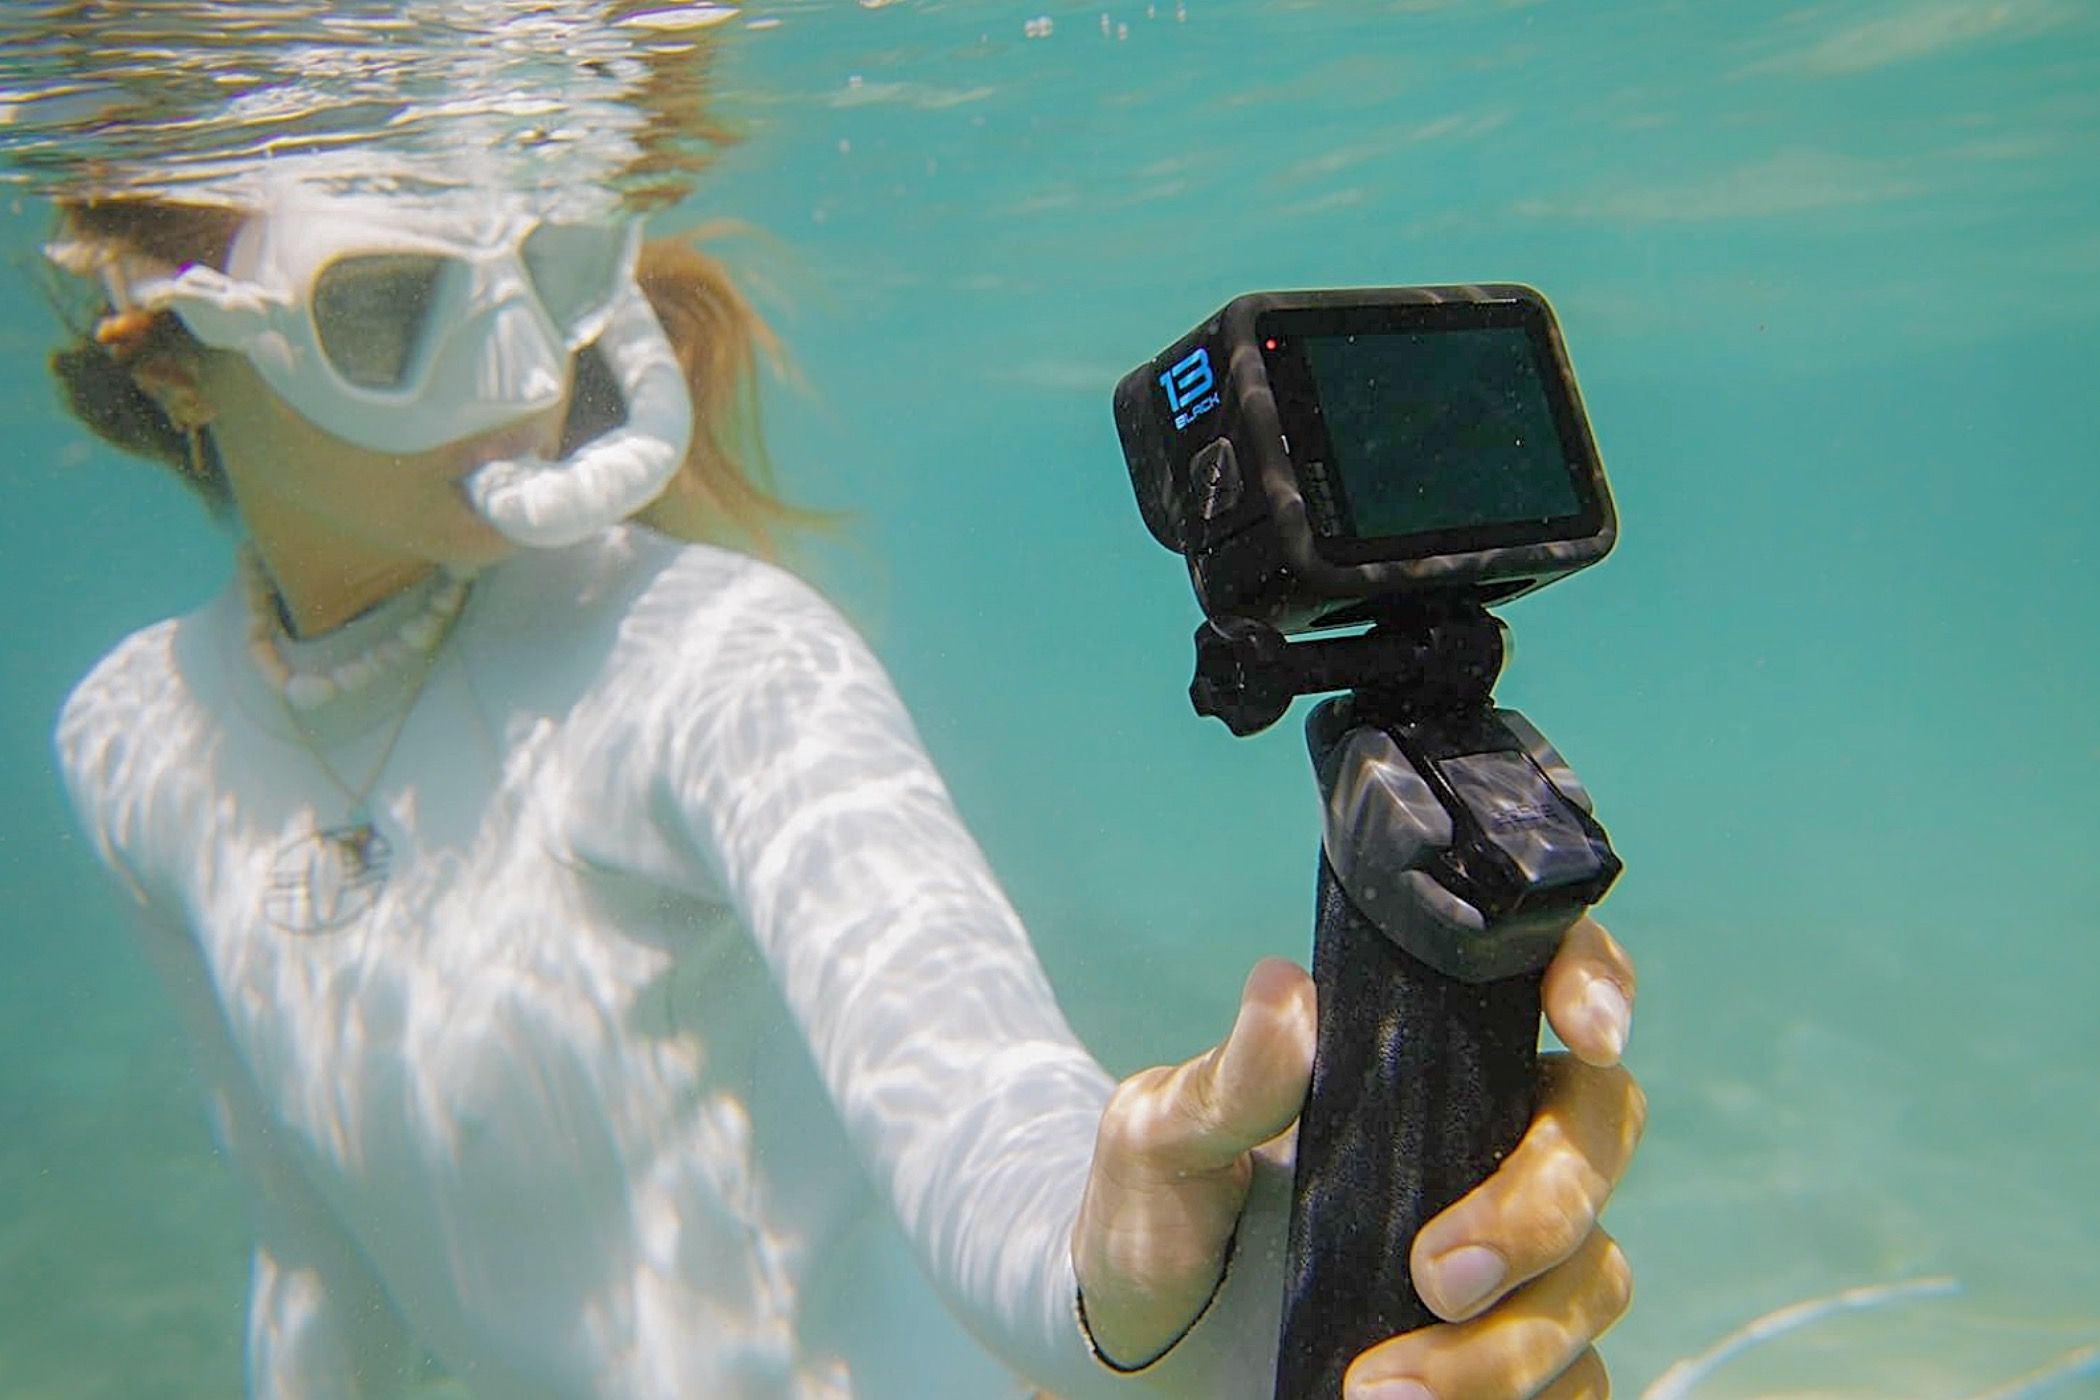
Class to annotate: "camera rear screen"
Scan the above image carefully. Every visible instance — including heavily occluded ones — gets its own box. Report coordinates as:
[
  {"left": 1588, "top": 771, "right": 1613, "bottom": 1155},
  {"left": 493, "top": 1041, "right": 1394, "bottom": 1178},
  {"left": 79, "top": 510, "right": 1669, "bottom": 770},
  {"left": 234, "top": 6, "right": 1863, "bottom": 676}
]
[{"left": 1302, "top": 327, "right": 1582, "bottom": 541}]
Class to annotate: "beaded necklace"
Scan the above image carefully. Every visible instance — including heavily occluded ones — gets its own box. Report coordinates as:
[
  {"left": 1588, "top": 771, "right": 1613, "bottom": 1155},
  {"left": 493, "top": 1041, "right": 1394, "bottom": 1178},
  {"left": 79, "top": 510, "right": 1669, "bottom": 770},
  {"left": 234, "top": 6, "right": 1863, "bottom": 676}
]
[
  {"left": 239, "top": 548, "right": 471, "bottom": 710},
  {"left": 239, "top": 548, "right": 474, "bottom": 933}
]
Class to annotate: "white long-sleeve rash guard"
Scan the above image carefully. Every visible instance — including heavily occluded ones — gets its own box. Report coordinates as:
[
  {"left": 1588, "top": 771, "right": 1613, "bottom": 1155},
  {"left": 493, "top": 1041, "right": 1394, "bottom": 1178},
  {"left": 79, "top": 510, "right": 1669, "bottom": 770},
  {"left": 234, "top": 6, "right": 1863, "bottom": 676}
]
[{"left": 56, "top": 527, "right": 1290, "bottom": 1398}]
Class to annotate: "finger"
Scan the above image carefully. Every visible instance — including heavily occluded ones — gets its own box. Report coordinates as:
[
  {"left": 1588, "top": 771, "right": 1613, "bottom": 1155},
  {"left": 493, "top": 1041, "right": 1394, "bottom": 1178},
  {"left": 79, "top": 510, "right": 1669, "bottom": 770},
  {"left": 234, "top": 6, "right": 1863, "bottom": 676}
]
[
  {"left": 1102, "top": 956, "right": 1316, "bottom": 1181},
  {"left": 1541, "top": 918, "right": 1636, "bottom": 1068},
  {"left": 1536, "top": 1346, "right": 1609, "bottom": 1400},
  {"left": 1344, "top": 1229, "right": 1631, "bottom": 1400},
  {"left": 1409, "top": 1055, "right": 1645, "bottom": 1321}
]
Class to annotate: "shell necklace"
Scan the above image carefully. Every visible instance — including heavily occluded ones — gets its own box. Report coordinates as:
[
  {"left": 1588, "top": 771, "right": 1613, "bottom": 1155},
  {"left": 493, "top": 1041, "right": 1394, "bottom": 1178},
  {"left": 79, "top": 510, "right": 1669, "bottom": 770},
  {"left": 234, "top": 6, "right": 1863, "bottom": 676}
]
[
  {"left": 240, "top": 548, "right": 474, "bottom": 934},
  {"left": 239, "top": 549, "right": 472, "bottom": 712}
]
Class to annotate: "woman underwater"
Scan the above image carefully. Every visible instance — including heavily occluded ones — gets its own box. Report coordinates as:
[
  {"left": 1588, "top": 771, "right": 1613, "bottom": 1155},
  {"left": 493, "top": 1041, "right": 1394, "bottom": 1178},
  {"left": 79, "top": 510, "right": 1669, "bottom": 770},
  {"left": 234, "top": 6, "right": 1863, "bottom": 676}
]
[{"left": 41, "top": 157, "right": 1644, "bottom": 1400}]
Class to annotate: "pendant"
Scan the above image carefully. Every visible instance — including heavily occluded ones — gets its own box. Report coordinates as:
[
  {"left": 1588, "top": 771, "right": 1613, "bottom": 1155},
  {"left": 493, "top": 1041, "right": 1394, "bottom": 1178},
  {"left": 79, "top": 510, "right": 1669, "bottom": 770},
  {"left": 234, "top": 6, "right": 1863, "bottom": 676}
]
[{"left": 263, "top": 814, "right": 392, "bottom": 935}]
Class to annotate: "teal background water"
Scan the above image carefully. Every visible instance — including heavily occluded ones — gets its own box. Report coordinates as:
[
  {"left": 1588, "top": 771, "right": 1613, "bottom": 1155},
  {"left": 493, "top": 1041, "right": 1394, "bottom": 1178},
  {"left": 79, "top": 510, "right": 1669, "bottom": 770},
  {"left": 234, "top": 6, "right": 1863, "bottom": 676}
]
[{"left": 4, "top": 1, "right": 2098, "bottom": 1394}]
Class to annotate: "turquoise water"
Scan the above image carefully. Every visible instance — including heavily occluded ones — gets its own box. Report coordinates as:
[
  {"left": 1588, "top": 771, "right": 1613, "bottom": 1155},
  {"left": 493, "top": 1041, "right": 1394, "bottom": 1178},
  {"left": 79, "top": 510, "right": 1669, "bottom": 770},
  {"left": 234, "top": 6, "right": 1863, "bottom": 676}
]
[{"left": 4, "top": 1, "right": 2099, "bottom": 1394}]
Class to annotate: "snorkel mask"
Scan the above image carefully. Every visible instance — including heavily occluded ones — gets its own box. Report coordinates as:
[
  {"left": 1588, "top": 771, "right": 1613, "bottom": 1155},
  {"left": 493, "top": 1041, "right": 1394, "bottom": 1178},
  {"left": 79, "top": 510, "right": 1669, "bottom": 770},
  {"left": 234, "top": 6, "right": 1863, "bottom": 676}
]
[{"left": 102, "top": 184, "right": 693, "bottom": 549}]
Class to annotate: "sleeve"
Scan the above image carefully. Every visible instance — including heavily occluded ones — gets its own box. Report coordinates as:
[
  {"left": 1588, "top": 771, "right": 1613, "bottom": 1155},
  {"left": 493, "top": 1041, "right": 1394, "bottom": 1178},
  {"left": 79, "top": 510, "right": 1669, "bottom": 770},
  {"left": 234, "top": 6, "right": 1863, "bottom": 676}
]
[
  {"left": 646, "top": 561, "right": 1288, "bottom": 1397},
  {"left": 55, "top": 642, "right": 421, "bottom": 1400}
]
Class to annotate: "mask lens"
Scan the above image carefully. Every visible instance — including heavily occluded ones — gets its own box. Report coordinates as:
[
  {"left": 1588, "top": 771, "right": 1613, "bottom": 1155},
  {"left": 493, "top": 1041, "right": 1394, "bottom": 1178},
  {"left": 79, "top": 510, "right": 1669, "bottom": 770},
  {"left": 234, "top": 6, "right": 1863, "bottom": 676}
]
[
  {"left": 312, "top": 253, "right": 448, "bottom": 389},
  {"left": 522, "top": 223, "right": 629, "bottom": 343}
]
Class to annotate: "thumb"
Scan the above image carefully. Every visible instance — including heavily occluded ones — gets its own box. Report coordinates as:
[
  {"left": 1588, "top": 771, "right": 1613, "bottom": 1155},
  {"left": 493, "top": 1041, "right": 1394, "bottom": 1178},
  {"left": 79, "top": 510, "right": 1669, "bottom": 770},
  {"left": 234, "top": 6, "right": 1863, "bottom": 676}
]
[
  {"left": 1074, "top": 957, "right": 1318, "bottom": 1363},
  {"left": 1138, "top": 956, "right": 1318, "bottom": 1178}
]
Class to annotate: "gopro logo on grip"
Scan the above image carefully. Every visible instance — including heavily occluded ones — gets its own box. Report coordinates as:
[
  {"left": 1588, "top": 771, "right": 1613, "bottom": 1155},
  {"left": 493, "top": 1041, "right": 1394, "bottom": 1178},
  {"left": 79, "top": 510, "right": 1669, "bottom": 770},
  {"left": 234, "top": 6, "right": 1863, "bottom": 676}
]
[{"left": 1160, "top": 348, "right": 1221, "bottom": 430}]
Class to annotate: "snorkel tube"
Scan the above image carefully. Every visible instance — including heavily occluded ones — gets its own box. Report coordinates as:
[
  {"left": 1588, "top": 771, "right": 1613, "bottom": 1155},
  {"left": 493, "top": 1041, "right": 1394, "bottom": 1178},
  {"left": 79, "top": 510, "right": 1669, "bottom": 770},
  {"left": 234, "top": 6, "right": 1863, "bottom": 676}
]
[{"left": 462, "top": 284, "right": 694, "bottom": 549}]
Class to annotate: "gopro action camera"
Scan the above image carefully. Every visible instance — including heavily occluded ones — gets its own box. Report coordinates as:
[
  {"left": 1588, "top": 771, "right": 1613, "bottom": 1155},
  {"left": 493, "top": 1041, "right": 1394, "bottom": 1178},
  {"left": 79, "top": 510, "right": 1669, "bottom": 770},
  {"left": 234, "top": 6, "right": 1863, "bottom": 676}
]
[{"left": 1114, "top": 285, "right": 1615, "bottom": 635}]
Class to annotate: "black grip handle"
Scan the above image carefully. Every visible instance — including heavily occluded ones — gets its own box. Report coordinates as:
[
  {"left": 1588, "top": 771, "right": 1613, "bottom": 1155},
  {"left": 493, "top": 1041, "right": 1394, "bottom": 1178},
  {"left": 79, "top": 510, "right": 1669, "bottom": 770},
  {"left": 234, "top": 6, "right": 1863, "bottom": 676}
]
[{"left": 1273, "top": 854, "right": 1544, "bottom": 1398}]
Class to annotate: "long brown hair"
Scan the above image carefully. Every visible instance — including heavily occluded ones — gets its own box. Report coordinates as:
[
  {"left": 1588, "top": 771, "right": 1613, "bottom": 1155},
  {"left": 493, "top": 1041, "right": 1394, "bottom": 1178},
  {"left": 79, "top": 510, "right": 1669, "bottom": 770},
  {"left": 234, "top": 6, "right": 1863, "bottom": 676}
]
[{"left": 46, "top": 198, "right": 815, "bottom": 555}]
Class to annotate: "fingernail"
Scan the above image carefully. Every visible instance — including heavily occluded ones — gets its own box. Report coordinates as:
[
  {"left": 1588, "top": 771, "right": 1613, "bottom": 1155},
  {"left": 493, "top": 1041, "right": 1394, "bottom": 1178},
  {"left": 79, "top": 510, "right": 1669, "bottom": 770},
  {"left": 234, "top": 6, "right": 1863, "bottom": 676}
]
[
  {"left": 1584, "top": 977, "right": 1630, "bottom": 1059},
  {"left": 1424, "top": 1244, "right": 1505, "bottom": 1317},
  {"left": 1347, "top": 1380, "right": 1434, "bottom": 1400}
]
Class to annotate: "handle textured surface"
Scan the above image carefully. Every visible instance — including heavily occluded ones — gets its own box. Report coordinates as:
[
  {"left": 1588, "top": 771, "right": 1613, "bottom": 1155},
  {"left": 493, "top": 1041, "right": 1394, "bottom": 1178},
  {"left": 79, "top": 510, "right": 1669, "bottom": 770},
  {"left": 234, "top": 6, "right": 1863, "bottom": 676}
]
[{"left": 1273, "top": 856, "right": 1544, "bottom": 1398}]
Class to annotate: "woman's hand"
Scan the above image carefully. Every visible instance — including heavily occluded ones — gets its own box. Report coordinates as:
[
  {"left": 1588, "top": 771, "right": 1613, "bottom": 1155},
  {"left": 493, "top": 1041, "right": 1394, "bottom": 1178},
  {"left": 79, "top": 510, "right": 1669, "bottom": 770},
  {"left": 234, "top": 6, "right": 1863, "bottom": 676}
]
[{"left": 1071, "top": 918, "right": 1644, "bottom": 1398}]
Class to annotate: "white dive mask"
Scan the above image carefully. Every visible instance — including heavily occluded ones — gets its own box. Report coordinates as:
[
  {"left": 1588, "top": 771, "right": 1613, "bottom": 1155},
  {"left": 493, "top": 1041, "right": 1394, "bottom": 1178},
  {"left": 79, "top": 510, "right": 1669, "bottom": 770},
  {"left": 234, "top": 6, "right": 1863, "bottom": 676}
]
[{"left": 110, "top": 188, "right": 693, "bottom": 548}]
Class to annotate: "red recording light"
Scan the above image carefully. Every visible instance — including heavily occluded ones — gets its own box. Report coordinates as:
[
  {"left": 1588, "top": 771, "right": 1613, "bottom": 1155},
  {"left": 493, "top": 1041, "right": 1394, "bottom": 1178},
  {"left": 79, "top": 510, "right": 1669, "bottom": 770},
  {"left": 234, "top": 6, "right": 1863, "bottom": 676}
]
[{"left": 1264, "top": 338, "right": 1278, "bottom": 350}]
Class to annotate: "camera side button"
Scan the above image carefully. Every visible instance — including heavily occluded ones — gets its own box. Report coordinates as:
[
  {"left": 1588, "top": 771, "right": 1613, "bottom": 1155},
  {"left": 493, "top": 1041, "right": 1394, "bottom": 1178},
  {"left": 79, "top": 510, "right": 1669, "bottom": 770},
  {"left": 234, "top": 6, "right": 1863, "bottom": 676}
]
[{"left": 1190, "top": 437, "right": 1242, "bottom": 520}]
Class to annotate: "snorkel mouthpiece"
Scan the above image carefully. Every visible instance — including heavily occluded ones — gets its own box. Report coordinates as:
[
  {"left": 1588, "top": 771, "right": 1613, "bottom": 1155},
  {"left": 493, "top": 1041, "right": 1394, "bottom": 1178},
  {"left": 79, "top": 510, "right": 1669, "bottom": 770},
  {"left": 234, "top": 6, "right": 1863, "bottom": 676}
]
[{"left": 462, "top": 285, "right": 693, "bottom": 548}]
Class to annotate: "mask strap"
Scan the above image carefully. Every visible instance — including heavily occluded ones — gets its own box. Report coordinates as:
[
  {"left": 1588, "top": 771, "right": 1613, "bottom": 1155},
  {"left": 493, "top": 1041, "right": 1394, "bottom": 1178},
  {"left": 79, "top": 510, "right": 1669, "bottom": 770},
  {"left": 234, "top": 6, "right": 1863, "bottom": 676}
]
[{"left": 462, "top": 285, "right": 693, "bottom": 549}]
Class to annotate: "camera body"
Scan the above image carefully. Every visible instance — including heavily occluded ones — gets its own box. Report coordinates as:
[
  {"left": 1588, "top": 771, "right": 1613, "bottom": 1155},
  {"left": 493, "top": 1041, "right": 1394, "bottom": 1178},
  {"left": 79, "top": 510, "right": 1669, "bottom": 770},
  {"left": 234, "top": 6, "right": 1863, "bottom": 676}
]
[{"left": 1114, "top": 285, "right": 1616, "bottom": 633}]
